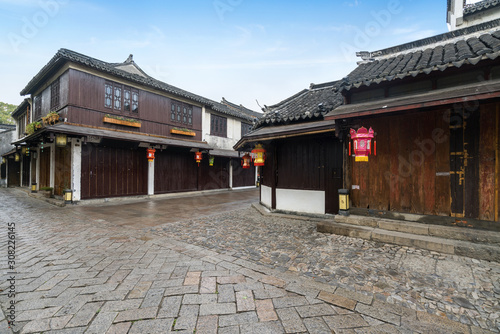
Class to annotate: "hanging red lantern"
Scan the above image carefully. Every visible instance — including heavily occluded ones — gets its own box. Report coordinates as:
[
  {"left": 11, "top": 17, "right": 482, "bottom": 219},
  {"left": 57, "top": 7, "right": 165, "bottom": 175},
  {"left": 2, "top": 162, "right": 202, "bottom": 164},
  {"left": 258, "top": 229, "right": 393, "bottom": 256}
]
[
  {"left": 147, "top": 148, "right": 156, "bottom": 162},
  {"left": 251, "top": 144, "right": 266, "bottom": 166},
  {"left": 350, "top": 127, "right": 375, "bottom": 162},
  {"left": 195, "top": 151, "right": 202, "bottom": 166},
  {"left": 241, "top": 153, "right": 252, "bottom": 169}
]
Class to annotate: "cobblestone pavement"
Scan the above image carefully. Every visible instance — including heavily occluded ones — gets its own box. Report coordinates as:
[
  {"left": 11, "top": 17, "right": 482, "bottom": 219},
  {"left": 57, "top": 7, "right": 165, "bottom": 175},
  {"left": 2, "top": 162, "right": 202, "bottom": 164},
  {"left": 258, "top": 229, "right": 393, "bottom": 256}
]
[{"left": 0, "top": 188, "right": 498, "bottom": 333}]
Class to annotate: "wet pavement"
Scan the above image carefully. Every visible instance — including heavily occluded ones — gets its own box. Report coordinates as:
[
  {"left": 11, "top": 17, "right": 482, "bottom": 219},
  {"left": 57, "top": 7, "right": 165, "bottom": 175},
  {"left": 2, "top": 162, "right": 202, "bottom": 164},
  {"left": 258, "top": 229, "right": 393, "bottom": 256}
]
[{"left": 0, "top": 187, "right": 499, "bottom": 333}]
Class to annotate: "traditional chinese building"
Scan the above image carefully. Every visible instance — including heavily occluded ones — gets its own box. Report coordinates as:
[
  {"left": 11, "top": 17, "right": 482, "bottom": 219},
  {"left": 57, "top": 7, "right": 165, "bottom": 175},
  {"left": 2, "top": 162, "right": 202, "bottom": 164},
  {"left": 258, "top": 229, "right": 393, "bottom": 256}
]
[
  {"left": 236, "top": 19, "right": 500, "bottom": 228},
  {"left": 7, "top": 49, "right": 260, "bottom": 201}
]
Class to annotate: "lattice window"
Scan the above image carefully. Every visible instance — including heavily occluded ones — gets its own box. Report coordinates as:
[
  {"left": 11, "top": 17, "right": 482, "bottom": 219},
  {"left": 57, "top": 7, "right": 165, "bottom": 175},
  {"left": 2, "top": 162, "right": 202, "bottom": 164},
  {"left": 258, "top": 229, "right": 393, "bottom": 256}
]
[
  {"left": 50, "top": 78, "right": 60, "bottom": 111},
  {"left": 114, "top": 85, "right": 122, "bottom": 110},
  {"left": 210, "top": 114, "right": 227, "bottom": 137},
  {"left": 104, "top": 83, "right": 113, "bottom": 108},
  {"left": 124, "top": 88, "right": 131, "bottom": 112},
  {"left": 241, "top": 122, "right": 252, "bottom": 136},
  {"left": 131, "top": 90, "right": 139, "bottom": 113},
  {"left": 171, "top": 103, "right": 176, "bottom": 121},
  {"left": 34, "top": 95, "right": 42, "bottom": 120}
]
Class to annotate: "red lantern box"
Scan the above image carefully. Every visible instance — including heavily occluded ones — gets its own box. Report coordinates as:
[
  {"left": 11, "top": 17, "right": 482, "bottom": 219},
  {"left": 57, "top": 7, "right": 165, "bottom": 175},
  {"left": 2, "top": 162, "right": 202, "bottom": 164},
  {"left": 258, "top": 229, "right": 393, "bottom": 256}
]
[
  {"left": 195, "top": 151, "right": 202, "bottom": 166},
  {"left": 241, "top": 153, "right": 252, "bottom": 169},
  {"left": 251, "top": 144, "right": 266, "bottom": 166},
  {"left": 147, "top": 148, "right": 156, "bottom": 162},
  {"left": 350, "top": 127, "right": 375, "bottom": 162}
]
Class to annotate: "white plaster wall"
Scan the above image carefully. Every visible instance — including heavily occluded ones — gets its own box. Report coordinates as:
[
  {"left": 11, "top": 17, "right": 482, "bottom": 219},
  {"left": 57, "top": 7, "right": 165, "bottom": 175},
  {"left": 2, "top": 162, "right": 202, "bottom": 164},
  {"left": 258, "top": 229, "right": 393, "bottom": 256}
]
[
  {"left": 261, "top": 185, "right": 272, "bottom": 208},
  {"left": 276, "top": 189, "right": 325, "bottom": 215},
  {"left": 203, "top": 112, "right": 243, "bottom": 150}
]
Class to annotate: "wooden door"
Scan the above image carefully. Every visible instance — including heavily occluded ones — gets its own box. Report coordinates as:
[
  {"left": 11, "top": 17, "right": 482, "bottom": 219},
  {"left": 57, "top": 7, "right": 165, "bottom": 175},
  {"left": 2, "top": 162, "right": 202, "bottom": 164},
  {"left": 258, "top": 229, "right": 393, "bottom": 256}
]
[
  {"left": 324, "top": 138, "right": 344, "bottom": 214},
  {"left": 39, "top": 148, "right": 51, "bottom": 188},
  {"left": 450, "top": 107, "right": 480, "bottom": 218},
  {"left": 7, "top": 159, "right": 20, "bottom": 187},
  {"left": 55, "top": 145, "right": 71, "bottom": 196},
  {"left": 22, "top": 155, "right": 30, "bottom": 187},
  {"left": 81, "top": 144, "right": 147, "bottom": 199}
]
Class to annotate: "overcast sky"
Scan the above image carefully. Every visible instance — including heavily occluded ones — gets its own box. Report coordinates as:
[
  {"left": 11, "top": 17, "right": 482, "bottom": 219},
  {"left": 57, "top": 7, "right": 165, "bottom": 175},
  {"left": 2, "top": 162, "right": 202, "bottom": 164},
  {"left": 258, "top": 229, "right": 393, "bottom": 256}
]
[{"left": 1, "top": 0, "right": 455, "bottom": 111}]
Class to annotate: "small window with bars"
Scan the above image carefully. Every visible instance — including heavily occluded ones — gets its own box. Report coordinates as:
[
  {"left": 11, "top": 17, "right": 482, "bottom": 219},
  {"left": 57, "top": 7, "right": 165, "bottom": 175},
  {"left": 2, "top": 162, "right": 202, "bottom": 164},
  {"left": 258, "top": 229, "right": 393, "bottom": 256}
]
[
  {"left": 50, "top": 78, "right": 60, "bottom": 111},
  {"left": 210, "top": 114, "right": 227, "bottom": 137}
]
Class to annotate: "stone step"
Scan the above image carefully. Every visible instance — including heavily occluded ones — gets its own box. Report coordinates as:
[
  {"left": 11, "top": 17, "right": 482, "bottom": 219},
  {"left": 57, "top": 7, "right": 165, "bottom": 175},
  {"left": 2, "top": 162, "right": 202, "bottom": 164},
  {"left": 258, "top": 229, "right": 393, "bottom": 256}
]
[
  {"left": 317, "top": 220, "right": 500, "bottom": 262},
  {"left": 333, "top": 215, "right": 500, "bottom": 246}
]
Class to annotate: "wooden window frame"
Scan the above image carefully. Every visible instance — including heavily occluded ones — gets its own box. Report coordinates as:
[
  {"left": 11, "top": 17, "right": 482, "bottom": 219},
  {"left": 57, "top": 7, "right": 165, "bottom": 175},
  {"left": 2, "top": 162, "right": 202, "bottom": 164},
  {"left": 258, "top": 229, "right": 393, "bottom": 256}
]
[
  {"left": 170, "top": 101, "right": 193, "bottom": 126},
  {"left": 210, "top": 114, "right": 227, "bottom": 137},
  {"left": 34, "top": 95, "right": 42, "bottom": 120},
  {"left": 50, "top": 78, "right": 60, "bottom": 111},
  {"left": 105, "top": 81, "right": 139, "bottom": 114},
  {"left": 241, "top": 122, "right": 252, "bottom": 136}
]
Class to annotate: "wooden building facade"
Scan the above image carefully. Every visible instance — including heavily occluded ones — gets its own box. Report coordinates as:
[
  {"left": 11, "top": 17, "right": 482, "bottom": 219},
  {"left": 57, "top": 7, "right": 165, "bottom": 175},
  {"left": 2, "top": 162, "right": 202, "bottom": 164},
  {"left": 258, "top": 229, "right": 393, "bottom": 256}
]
[
  {"left": 11, "top": 49, "right": 258, "bottom": 201},
  {"left": 236, "top": 20, "right": 500, "bottom": 227}
]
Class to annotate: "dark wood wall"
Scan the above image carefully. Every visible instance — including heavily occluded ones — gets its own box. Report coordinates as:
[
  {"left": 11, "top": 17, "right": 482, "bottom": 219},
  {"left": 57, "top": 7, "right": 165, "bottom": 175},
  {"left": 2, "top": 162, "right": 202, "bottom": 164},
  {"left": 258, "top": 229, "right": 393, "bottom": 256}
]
[
  {"left": 81, "top": 144, "right": 147, "bottom": 199},
  {"left": 233, "top": 161, "right": 256, "bottom": 188},
  {"left": 22, "top": 155, "right": 30, "bottom": 187},
  {"left": 154, "top": 149, "right": 198, "bottom": 194},
  {"left": 260, "top": 134, "right": 343, "bottom": 214},
  {"left": 199, "top": 156, "right": 230, "bottom": 190},
  {"left": 67, "top": 69, "right": 202, "bottom": 140},
  {"left": 349, "top": 103, "right": 499, "bottom": 221}
]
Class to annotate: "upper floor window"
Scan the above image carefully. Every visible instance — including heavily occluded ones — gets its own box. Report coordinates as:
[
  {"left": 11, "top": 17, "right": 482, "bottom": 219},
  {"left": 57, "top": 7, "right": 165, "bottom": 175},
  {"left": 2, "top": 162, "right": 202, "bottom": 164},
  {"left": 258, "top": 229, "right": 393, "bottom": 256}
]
[
  {"left": 241, "top": 122, "right": 252, "bottom": 136},
  {"left": 50, "top": 78, "right": 60, "bottom": 111},
  {"left": 210, "top": 114, "right": 227, "bottom": 137},
  {"left": 105, "top": 81, "right": 139, "bottom": 113},
  {"left": 34, "top": 95, "right": 42, "bottom": 120},
  {"left": 171, "top": 101, "right": 192, "bottom": 126}
]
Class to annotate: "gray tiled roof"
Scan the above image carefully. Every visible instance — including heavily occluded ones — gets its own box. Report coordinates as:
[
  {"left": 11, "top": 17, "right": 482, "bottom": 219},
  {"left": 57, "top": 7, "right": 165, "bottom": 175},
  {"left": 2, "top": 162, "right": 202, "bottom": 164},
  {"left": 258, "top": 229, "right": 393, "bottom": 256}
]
[
  {"left": 255, "top": 81, "right": 343, "bottom": 128},
  {"left": 342, "top": 20, "right": 500, "bottom": 91},
  {"left": 464, "top": 0, "right": 500, "bottom": 15},
  {"left": 221, "top": 98, "right": 262, "bottom": 120},
  {"left": 20, "top": 49, "right": 230, "bottom": 112}
]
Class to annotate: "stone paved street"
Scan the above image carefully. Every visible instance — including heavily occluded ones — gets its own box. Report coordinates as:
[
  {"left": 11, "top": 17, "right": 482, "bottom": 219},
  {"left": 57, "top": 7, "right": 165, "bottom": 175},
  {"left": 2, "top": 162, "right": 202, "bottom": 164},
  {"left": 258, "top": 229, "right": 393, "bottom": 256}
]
[{"left": 0, "top": 187, "right": 499, "bottom": 333}]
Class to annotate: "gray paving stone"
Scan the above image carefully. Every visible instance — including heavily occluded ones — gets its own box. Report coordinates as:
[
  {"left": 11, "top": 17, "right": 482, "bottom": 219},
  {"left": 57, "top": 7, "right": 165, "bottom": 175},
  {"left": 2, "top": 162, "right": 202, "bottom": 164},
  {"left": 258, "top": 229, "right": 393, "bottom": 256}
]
[
  {"left": 240, "top": 321, "right": 286, "bottom": 334},
  {"left": 236, "top": 290, "right": 256, "bottom": 312},
  {"left": 272, "top": 296, "right": 309, "bottom": 309},
  {"left": 323, "top": 314, "right": 370, "bottom": 330},
  {"left": 114, "top": 307, "right": 157, "bottom": 323},
  {"left": 295, "top": 303, "right": 337, "bottom": 318},
  {"left": 164, "top": 285, "right": 199, "bottom": 296},
  {"left": 303, "top": 317, "right": 334, "bottom": 334},
  {"left": 355, "top": 303, "right": 401, "bottom": 326},
  {"left": 65, "top": 302, "right": 104, "bottom": 328},
  {"left": 128, "top": 318, "right": 174, "bottom": 334},
  {"left": 141, "top": 288, "right": 164, "bottom": 308},
  {"left": 218, "top": 284, "right": 236, "bottom": 303},
  {"left": 101, "top": 299, "right": 142, "bottom": 312},
  {"left": 85, "top": 311, "right": 117, "bottom": 334},
  {"left": 16, "top": 306, "right": 62, "bottom": 322},
  {"left": 219, "top": 311, "right": 259, "bottom": 327},
  {"left": 276, "top": 307, "right": 307, "bottom": 333},
  {"left": 158, "top": 295, "right": 183, "bottom": 318},
  {"left": 174, "top": 304, "right": 199, "bottom": 331},
  {"left": 218, "top": 325, "right": 240, "bottom": 334},
  {"left": 183, "top": 293, "right": 218, "bottom": 305},
  {"left": 19, "top": 318, "right": 51, "bottom": 333},
  {"left": 199, "top": 303, "right": 236, "bottom": 316},
  {"left": 195, "top": 315, "right": 218, "bottom": 334}
]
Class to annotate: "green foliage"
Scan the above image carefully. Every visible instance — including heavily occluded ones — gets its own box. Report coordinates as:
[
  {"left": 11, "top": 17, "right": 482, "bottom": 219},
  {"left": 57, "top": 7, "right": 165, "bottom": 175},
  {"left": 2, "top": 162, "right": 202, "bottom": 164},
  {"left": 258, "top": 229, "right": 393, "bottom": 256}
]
[
  {"left": 26, "top": 121, "right": 42, "bottom": 135},
  {"left": 104, "top": 114, "right": 141, "bottom": 123},
  {"left": 0, "top": 102, "right": 16, "bottom": 125}
]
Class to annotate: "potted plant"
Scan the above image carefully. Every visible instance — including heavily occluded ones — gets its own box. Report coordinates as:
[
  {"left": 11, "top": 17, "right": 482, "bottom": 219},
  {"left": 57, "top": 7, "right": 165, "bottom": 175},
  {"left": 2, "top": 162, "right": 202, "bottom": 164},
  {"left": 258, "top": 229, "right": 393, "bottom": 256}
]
[
  {"left": 170, "top": 127, "right": 196, "bottom": 136},
  {"left": 103, "top": 114, "right": 141, "bottom": 128},
  {"left": 42, "top": 112, "right": 60, "bottom": 125},
  {"left": 26, "top": 122, "right": 42, "bottom": 135}
]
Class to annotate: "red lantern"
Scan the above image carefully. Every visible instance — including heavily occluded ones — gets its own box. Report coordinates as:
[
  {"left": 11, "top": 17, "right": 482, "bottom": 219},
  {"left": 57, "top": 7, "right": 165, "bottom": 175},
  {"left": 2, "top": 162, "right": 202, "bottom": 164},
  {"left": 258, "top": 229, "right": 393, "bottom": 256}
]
[
  {"left": 350, "top": 127, "right": 375, "bottom": 162},
  {"left": 241, "top": 153, "right": 252, "bottom": 169},
  {"left": 251, "top": 144, "right": 266, "bottom": 166},
  {"left": 195, "top": 151, "right": 202, "bottom": 166},
  {"left": 147, "top": 148, "right": 155, "bottom": 162}
]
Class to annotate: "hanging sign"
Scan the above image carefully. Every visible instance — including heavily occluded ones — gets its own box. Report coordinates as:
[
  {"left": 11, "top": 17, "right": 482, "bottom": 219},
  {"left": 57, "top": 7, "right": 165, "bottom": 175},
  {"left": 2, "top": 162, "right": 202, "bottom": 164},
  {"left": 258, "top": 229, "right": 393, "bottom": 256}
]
[{"left": 350, "top": 127, "right": 375, "bottom": 162}]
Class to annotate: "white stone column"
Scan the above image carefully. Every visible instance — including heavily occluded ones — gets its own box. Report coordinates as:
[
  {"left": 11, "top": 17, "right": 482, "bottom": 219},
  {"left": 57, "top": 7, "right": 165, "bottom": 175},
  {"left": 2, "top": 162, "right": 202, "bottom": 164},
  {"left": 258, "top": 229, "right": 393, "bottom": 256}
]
[
  {"left": 148, "top": 159, "right": 155, "bottom": 195},
  {"left": 19, "top": 156, "right": 24, "bottom": 187},
  {"left": 71, "top": 138, "right": 82, "bottom": 201},
  {"left": 35, "top": 147, "right": 40, "bottom": 189},
  {"left": 229, "top": 159, "right": 233, "bottom": 189},
  {"left": 49, "top": 142, "right": 55, "bottom": 189}
]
